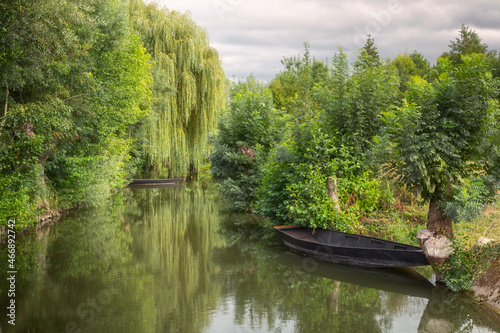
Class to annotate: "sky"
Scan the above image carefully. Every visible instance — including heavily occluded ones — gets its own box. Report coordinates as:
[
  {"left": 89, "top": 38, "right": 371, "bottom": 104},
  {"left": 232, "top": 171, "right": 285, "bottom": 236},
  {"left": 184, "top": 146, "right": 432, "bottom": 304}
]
[{"left": 152, "top": 0, "right": 500, "bottom": 81}]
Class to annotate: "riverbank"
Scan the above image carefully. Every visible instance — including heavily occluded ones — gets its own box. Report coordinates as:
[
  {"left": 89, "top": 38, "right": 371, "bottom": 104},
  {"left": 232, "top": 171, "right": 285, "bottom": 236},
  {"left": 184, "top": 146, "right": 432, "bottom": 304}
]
[
  {"left": 354, "top": 192, "right": 500, "bottom": 313},
  {"left": 0, "top": 204, "right": 81, "bottom": 243},
  {"left": 464, "top": 204, "right": 500, "bottom": 314}
]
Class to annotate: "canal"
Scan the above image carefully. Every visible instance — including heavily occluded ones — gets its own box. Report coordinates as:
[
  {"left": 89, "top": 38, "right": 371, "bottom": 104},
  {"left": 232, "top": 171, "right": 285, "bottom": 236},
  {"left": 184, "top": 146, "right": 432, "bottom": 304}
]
[{"left": 1, "top": 183, "right": 499, "bottom": 332}]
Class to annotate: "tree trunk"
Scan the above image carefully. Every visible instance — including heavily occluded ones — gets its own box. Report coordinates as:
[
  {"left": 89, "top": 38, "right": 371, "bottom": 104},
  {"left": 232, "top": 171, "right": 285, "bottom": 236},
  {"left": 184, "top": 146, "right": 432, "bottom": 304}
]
[
  {"left": 427, "top": 196, "right": 454, "bottom": 238},
  {"left": 327, "top": 176, "right": 341, "bottom": 213}
]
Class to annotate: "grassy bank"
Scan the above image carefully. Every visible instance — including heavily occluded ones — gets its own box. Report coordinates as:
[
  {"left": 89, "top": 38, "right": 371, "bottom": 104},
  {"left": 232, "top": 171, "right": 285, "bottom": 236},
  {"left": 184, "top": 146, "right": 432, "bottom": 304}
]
[{"left": 353, "top": 188, "right": 500, "bottom": 293}]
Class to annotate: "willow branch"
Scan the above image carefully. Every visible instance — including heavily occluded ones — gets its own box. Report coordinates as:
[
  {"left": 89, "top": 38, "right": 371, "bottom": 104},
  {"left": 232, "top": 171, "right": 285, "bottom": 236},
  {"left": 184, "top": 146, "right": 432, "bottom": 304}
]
[
  {"left": 4, "top": 87, "right": 8, "bottom": 117},
  {"left": 61, "top": 93, "right": 87, "bottom": 102}
]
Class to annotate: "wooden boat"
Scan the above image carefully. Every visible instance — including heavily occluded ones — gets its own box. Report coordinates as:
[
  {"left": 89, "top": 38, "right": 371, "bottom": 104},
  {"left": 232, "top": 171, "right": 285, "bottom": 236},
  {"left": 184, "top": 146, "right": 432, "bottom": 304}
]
[
  {"left": 274, "top": 225, "right": 429, "bottom": 268},
  {"left": 129, "top": 178, "right": 184, "bottom": 186}
]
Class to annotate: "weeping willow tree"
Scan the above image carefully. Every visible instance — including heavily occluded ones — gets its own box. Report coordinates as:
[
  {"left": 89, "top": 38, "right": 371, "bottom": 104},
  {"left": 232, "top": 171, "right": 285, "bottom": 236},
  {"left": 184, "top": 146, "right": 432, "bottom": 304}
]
[{"left": 128, "top": 0, "right": 226, "bottom": 176}]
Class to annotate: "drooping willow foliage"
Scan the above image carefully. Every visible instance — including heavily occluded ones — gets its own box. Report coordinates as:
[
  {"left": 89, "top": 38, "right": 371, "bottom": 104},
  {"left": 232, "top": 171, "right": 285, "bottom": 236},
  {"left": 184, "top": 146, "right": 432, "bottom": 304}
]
[{"left": 128, "top": 0, "right": 226, "bottom": 176}]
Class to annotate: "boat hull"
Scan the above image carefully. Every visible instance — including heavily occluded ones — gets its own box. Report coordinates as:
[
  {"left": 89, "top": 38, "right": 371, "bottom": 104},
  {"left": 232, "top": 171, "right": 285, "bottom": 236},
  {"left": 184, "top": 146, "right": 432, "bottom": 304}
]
[{"left": 274, "top": 225, "right": 429, "bottom": 268}]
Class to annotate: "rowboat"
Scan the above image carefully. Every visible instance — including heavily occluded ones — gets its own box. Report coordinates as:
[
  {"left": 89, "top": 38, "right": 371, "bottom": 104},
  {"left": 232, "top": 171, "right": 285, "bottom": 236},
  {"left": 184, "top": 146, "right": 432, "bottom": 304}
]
[
  {"left": 274, "top": 225, "right": 429, "bottom": 268},
  {"left": 129, "top": 178, "right": 184, "bottom": 185}
]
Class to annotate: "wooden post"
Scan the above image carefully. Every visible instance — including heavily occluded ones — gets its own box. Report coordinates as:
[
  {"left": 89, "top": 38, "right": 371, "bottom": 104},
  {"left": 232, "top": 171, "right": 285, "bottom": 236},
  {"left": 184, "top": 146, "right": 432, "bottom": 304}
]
[{"left": 327, "top": 176, "right": 341, "bottom": 213}]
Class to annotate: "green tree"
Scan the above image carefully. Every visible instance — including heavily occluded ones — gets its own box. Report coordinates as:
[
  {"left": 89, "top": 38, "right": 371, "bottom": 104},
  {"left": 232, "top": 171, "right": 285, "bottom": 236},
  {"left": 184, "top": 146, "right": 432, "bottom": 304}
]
[
  {"left": 379, "top": 54, "right": 499, "bottom": 237},
  {"left": 268, "top": 42, "right": 329, "bottom": 124},
  {"left": 317, "top": 47, "right": 399, "bottom": 155},
  {"left": 356, "top": 35, "right": 381, "bottom": 69},
  {"left": 389, "top": 51, "right": 430, "bottom": 94},
  {"left": 0, "top": 0, "right": 152, "bottom": 226},
  {"left": 489, "top": 51, "right": 500, "bottom": 79},
  {"left": 128, "top": 0, "right": 226, "bottom": 177},
  {"left": 440, "top": 24, "right": 500, "bottom": 81},
  {"left": 441, "top": 24, "right": 489, "bottom": 64},
  {"left": 390, "top": 52, "right": 419, "bottom": 93},
  {"left": 210, "top": 76, "right": 286, "bottom": 211},
  {"left": 0, "top": 0, "right": 93, "bottom": 103},
  {"left": 409, "top": 50, "right": 431, "bottom": 78}
]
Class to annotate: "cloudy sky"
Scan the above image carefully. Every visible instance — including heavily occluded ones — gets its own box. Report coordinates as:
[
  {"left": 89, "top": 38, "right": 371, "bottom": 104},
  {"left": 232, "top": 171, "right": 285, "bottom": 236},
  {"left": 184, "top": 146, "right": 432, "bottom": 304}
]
[{"left": 153, "top": 0, "right": 500, "bottom": 81}]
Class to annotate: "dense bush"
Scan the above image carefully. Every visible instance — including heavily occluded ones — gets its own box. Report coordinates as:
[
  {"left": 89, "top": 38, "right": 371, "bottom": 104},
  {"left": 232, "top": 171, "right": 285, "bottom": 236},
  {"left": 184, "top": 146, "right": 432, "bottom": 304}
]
[
  {"left": 210, "top": 77, "right": 286, "bottom": 211},
  {"left": 256, "top": 119, "right": 387, "bottom": 231}
]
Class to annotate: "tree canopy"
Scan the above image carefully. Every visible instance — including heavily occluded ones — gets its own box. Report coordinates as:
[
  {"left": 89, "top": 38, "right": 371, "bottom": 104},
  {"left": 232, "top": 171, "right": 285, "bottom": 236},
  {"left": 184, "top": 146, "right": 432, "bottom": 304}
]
[
  {"left": 379, "top": 54, "right": 499, "bottom": 236},
  {"left": 441, "top": 24, "right": 489, "bottom": 64},
  {"left": 128, "top": 0, "right": 226, "bottom": 176},
  {"left": 0, "top": 0, "right": 225, "bottom": 226}
]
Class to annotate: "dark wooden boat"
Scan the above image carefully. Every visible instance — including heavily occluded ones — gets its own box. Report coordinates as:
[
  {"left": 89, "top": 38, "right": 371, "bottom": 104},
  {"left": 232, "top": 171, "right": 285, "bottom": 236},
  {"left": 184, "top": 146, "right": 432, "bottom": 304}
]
[
  {"left": 129, "top": 178, "right": 184, "bottom": 186},
  {"left": 274, "top": 225, "right": 429, "bottom": 268}
]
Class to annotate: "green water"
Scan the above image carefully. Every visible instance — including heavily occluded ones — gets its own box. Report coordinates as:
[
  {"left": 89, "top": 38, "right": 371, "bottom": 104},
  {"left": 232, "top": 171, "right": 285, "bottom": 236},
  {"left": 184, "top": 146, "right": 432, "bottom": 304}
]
[{"left": 1, "top": 183, "right": 499, "bottom": 332}]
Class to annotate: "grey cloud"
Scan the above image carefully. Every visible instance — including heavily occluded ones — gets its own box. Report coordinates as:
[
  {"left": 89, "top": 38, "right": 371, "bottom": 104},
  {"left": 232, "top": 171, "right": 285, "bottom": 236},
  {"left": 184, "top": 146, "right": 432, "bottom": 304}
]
[{"left": 158, "top": 0, "right": 500, "bottom": 81}]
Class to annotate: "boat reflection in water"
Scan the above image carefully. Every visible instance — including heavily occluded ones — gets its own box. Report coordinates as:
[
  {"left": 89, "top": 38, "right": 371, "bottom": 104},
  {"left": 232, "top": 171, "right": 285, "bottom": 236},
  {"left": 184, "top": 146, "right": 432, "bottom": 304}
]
[
  {"left": 276, "top": 250, "right": 500, "bottom": 332},
  {"left": 276, "top": 250, "right": 434, "bottom": 299}
]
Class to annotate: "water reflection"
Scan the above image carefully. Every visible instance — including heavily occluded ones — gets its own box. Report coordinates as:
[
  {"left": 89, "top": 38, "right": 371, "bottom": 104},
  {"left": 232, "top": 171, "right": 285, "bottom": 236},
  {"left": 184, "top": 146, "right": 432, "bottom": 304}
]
[
  {"left": 418, "top": 286, "right": 500, "bottom": 333},
  {"left": 125, "top": 184, "right": 223, "bottom": 332},
  {"left": 0, "top": 183, "right": 499, "bottom": 332},
  {"left": 275, "top": 251, "right": 434, "bottom": 299}
]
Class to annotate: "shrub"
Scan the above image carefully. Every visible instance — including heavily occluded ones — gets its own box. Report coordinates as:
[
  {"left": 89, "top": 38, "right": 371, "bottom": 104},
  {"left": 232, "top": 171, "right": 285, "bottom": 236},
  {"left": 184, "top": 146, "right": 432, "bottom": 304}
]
[
  {"left": 210, "top": 76, "right": 286, "bottom": 211},
  {"left": 440, "top": 175, "right": 489, "bottom": 222},
  {"left": 0, "top": 175, "right": 38, "bottom": 230},
  {"left": 256, "top": 119, "right": 370, "bottom": 231}
]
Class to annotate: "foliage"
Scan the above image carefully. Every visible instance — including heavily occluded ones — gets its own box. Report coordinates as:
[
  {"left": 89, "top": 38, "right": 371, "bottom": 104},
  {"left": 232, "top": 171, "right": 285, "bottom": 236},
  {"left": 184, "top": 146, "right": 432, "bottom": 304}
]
[
  {"left": 440, "top": 175, "right": 489, "bottom": 222},
  {"left": 255, "top": 119, "right": 386, "bottom": 231},
  {"left": 0, "top": 172, "right": 38, "bottom": 228},
  {"left": 379, "top": 54, "right": 499, "bottom": 230},
  {"left": 268, "top": 42, "right": 328, "bottom": 124},
  {"left": 210, "top": 76, "right": 286, "bottom": 211},
  {"left": 0, "top": 0, "right": 152, "bottom": 228},
  {"left": 390, "top": 52, "right": 425, "bottom": 93},
  {"left": 0, "top": 0, "right": 96, "bottom": 95},
  {"left": 439, "top": 23, "right": 500, "bottom": 82},
  {"left": 409, "top": 50, "right": 431, "bottom": 78},
  {"left": 343, "top": 170, "right": 384, "bottom": 215},
  {"left": 128, "top": 0, "right": 226, "bottom": 176},
  {"left": 441, "top": 24, "right": 489, "bottom": 65},
  {"left": 438, "top": 239, "right": 500, "bottom": 292},
  {"left": 356, "top": 35, "right": 381, "bottom": 69},
  {"left": 253, "top": 44, "right": 398, "bottom": 232},
  {"left": 317, "top": 47, "right": 400, "bottom": 155}
]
